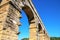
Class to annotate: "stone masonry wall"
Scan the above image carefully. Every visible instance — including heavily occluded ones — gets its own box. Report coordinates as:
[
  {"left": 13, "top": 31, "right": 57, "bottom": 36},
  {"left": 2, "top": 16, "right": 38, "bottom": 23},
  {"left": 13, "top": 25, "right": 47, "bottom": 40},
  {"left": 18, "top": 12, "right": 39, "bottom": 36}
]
[{"left": 0, "top": 2, "right": 20, "bottom": 40}]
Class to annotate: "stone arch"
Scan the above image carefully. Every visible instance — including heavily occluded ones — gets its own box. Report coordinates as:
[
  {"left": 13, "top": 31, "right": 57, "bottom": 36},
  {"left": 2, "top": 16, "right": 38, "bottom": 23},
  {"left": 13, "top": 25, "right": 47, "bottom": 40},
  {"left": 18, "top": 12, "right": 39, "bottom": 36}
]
[
  {"left": 20, "top": 1, "right": 50, "bottom": 39},
  {"left": 0, "top": 0, "right": 50, "bottom": 40},
  {"left": 22, "top": 5, "right": 36, "bottom": 40},
  {"left": 20, "top": 1, "right": 46, "bottom": 40},
  {"left": 22, "top": 5, "right": 34, "bottom": 23}
]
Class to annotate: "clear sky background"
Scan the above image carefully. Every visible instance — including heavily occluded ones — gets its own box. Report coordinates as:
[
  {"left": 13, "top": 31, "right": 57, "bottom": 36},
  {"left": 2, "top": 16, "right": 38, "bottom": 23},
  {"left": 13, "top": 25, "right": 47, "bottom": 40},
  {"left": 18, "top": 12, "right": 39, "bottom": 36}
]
[{"left": 18, "top": 0, "right": 60, "bottom": 40}]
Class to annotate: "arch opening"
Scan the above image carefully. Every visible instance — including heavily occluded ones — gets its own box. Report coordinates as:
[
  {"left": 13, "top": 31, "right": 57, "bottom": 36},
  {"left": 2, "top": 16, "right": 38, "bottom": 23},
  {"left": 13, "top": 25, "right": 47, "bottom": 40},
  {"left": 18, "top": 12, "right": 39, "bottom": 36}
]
[
  {"left": 18, "top": 5, "right": 37, "bottom": 40},
  {"left": 22, "top": 5, "right": 35, "bottom": 23},
  {"left": 19, "top": 10, "right": 29, "bottom": 40}
]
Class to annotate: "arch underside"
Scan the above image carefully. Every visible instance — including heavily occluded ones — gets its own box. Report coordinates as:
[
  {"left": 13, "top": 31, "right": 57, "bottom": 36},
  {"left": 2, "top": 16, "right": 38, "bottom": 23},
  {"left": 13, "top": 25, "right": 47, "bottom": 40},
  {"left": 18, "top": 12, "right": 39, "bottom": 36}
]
[
  {"left": 22, "top": 5, "right": 34, "bottom": 22},
  {"left": 0, "top": 0, "right": 50, "bottom": 40},
  {"left": 22, "top": 0, "right": 50, "bottom": 40}
]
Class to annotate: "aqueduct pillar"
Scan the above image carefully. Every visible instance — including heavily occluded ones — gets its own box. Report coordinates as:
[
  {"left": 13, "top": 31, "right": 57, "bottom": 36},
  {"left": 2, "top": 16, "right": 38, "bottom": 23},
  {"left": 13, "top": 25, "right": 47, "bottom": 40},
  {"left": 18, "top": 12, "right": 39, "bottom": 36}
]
[{"left": 0, "top": 0, "right": 50, "bottom": 40}]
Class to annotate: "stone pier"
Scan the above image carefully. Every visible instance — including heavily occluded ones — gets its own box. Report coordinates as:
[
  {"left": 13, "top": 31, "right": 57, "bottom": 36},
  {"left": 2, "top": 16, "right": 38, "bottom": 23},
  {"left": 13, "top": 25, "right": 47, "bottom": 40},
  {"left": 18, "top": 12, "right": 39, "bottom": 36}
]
[{"left": 0, "top": 0, "right": 50, "bottom": 40}]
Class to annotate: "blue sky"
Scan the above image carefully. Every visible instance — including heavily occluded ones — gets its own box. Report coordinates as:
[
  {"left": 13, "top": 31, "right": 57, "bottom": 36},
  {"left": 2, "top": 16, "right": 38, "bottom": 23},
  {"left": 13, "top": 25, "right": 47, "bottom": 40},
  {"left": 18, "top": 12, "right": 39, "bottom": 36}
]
[{"left": 18, "top": 0, "right": 60, "bottom": 40}]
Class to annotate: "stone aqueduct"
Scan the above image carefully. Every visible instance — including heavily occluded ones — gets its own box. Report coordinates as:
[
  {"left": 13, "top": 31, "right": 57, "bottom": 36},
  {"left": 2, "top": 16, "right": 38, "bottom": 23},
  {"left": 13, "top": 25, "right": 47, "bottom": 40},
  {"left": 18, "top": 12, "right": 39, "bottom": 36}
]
[{"left": 0, "top": 0, "right": 50, "bottom": 40}]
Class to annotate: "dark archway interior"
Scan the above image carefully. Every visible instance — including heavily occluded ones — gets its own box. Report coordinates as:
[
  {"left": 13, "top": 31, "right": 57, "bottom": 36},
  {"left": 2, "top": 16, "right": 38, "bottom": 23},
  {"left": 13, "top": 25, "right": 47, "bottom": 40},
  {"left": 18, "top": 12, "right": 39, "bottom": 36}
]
[
  {"left": 38, "top": 23, "right": 42, "bottom": 32},
  {"left": 22, "top": 5, "right": 34, "bottom": 23},
  {"left": 0, "top": 0, "right": 2, "bottom": 3}
]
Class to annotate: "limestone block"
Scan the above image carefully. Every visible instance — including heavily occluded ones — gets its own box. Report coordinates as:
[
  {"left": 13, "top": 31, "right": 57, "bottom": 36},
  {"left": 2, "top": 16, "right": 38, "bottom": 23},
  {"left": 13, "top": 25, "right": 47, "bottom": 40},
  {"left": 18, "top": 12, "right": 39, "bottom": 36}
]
[
  {"left": 1, "top": 34, "right": 18, "bottom": 40},
  {"left": 29, "top": 23, "right": 37, "bottom": 40},
  {"left": 0, "top": 2, "right": 20, "bottom": 40},
  {"left": 29, "top": 29, "right": 37, "bottom": 40},
  {"left": 0, "top": 27, "right": 18, "bottom": 40},
  {"left": 0, "top": 0, "right": 10, "bottom": 6},
  {"left": 0, "top": 0, "right": 50, "bottom": 40},
  {"left": 0, "top": 33, "right": 2, "bottom": 40},
  {"left": 30, "top": 23, "right": 36, "bottom": 28},
  {"left": 9, "top": 5, "right": 21, "bottom": 18},
  {"left": 0, "top": 25, "right": 3, "bottom": 30},
  {"left": 0, "top": 4, "right": 9, "bottom": 30}
]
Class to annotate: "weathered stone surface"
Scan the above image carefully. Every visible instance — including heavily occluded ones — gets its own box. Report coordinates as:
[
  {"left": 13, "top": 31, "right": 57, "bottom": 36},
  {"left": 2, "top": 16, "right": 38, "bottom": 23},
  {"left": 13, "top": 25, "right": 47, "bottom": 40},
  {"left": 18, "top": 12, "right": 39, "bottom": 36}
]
[
  {"left": 29, "top": 23, "right": 37, "bottom": 40},
  {"left": 0, "top": 1, "right": 21, "bottom": 40},
  {"left": 0, "top": 0, "right": 50, "bottom": 40}
]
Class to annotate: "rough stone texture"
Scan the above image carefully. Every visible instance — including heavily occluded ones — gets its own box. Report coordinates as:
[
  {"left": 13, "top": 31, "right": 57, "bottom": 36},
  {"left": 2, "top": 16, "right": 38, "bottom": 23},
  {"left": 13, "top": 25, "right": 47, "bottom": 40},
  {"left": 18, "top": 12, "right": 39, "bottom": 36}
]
[
  {"left": 0, "top": 1, "right": 21, "bottom": 40},
  {"left": 29, "top": 23, "right": 37, "bottom": 40},
  {"left": 0, "top": 0, "right": 50, "bottom": 40}
]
